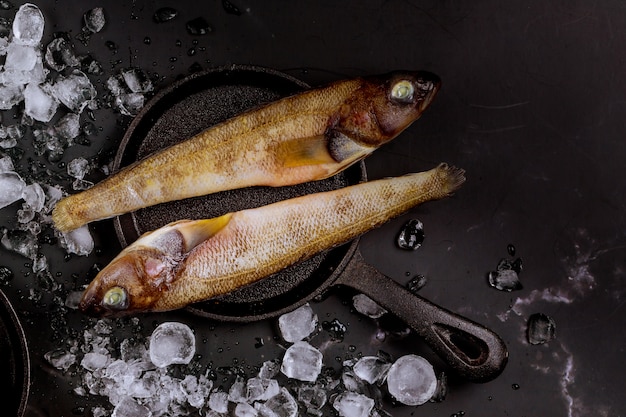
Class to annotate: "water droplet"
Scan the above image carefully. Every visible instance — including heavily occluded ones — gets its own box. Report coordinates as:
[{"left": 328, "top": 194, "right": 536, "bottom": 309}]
[
  {"left": 507, "top": 243, "right": 516, "bottom": 256},
  {"left": 527, "top": 313, "right": 556, "bottom": 345},
  {"left": 143, "top": 36, "right": 151, "bottom": 45},
  {"left": 169, "top": 56, "right": 178, "bottom": 63},
  {"left": 105, "top": 40, "right": 117, "bottom": 52},
  {"left": 187, "top": 48, "right": 196, "bottom": 56},
  {"left": 397, "top": 219, "right": 425, "bottom": 250},
  {"left": 153, "top": 7, "right": 178, "bottom": 23},
  {"left": 254, "top": 337, "right": 264, "bottom": 348},
  {"left": 186, "top": 17, "right": 213, "bottom": 35},
  {"left": 222, "top": 0, "right": 242, "bottom": 15},
  {"left": 175, "top": 39, "right": 182, "bottom": 47},
  {"left": 512, "top": 383, "right": 520, "bottom": 390},
  {"left": 407, "top": 274, "right": 427, "bottom": 293},
  {"left": 188, "top": 62, "right": 203, "bottom": 73}
]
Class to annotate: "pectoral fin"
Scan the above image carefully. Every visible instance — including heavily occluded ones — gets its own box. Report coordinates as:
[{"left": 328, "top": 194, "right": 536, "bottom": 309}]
[
  {"left": 276, "top": 135, "right": 337, "bottom": 167},
  {"left": 172, "top": 214, "right": 234, "bottom": 251},
  {"left": 276, "top": 132, "right": 376, "bottom": 168},
  {"left": 327, "top": 130, "right": 375, "bottom": 164}
]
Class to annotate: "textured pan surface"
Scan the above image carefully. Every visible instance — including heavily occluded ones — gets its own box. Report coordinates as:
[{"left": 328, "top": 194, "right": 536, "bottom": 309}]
[{"left": 113, "top": 65, "right": 365, "bottom": 320}]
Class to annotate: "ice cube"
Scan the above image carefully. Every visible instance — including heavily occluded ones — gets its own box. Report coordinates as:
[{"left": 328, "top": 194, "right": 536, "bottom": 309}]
[
  {"left": 55, "top": 113, "right": 81, "bottom": 139},
  {"left": 0, "top": 155, "right": 14, "bottom": 172},
  {"left": 208, "top": 391, "right": 228, "bottom": 413},
  {"left": 121, "top": 68, "right": 153, "bottom": 93},
  {"left": 44, "top": 37, "right": 80, "bottom": 71},
  {"left": 106, "top": 75, "right": 125, "bottom": 96},
  {"left": 278, "top": 303, "right": 318, "bottom": 342},
  {"left": 32, "top": 253, "right": 47, "bottom": 273},
  {"left": 81, "top": 351, "right": 110, "bottom": 371},
  {"left": 64, "top": 290, "right": 84, "bottom": 309},
  {"left": 44, "top": 348, "right": 77, "bottom": 371},
  {"left": 488, "top": 268, "right": 522, "bottom": 291},
  {"left": 281, "top": 341, "right": 322, "bottom": 382},
  {"left": 0, "top": 171, "right": 26, "bottom": 209},
  {"left": 111, "top": 397, "right": 151, "bottom": 417},
  {"left": 22, "top": 183, "right": 45, "bottom": 212},
  {"left": 58, "top": 226, "right": 94, "bottom": 256},
  {"left": 352, "top": 294, "right": 387, "bottom": 319},
  {"left": 332, "top": 392, "right": 375, "bottom": 417},
  {"left": 235, "top": 402, "right": 258, "bottom": 417},
  {"left": 12, "top": 3, "right": 44, "bottom": 47},
  {"left": 386, "top": 354, "right": 436, "bottom": 406},
  {"left": 261, "top": 387, "right": 298, "bottom": 417},
  {"left": 72, "top": 178, "right": 94, "bottom": 191},
  {"left": 527, "top": 313, "right": 556, "bottom": 345},
  {"left": 228, "top": 375, "right": 247, "bottom": 403},
  {"left": 0, "top": 36, "right": 8, "bottom": 54},
  {"left": 52, "top": 71, "right": 96, "bottom": 113},
  {"left": 84, "top": 7, "right": 106, "bottom": 33},
  {"left": 353, "top": 356, "right": 391, "bottom": 385},
  {"left": 23, "top": 83, "right": 57, "bottom": 122},
  {"left": 258, "top": 359, "right": 281, "bottom": 379},
  {"left": 43, "top": 184, "right": 63, "bottom": 213},
  {"left": 5, "top": 42, "right": 38, "bottom": 71},
  {"left": 0, "top": 84, "right": 24, "bottom": 109},
  {"left": 397, "top": 219, "right": 425, "bottom": 250},
  {"left": 180, "top": 374, "right": 212, "bottom": 408},
  {"left": 246, "top": 377, "right": 280, "bottom": 402},
  {"left": 297, "top": 384, "right": 327, "bottom": 411},
  {"left": 114, "top": 92, "right": 145, "bottom": 116},
  {"left": 1, "top": 229, "right": 38, "bottom": 260},
  {"left": 149, "top": 322, "right": 196, "bottom": 367},
  {"left": 67, "top": 157, "right": 89, "bottom": 179}
]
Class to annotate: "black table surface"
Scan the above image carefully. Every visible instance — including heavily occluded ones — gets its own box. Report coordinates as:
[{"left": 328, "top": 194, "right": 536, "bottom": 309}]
[{"left": 1, "top": 1, "right": 624, "bottom": 416}]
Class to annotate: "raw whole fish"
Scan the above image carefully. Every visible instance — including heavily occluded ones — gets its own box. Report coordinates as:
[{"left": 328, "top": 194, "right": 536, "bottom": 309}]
[{"left": 79, "top": 163, "right": 465, "bottom": 317}]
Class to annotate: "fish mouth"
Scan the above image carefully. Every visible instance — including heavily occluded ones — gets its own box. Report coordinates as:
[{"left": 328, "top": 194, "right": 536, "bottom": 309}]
[
  {"left": 78, "top": 286, "right": 112, "bottom": 318},
  {"left": 414, "top": 71, "right": 441, "bottom": 112}
]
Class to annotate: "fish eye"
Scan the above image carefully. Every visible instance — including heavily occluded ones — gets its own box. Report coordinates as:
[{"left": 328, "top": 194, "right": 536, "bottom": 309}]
[
  {"left": 103, "top": 286, "right": 128, "bottom": 309},
  {"left": 390, "top": 80, "right": 415, "bottom": 102}
]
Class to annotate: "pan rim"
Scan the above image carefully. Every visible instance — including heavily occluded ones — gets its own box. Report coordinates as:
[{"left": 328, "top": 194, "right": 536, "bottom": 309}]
[{"left": 0, "top": 288, "right": 30, "bottom": 417}]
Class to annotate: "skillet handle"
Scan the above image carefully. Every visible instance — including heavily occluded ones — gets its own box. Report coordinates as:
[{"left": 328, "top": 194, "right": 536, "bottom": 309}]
[{"left": 337, "top": 249, "right": 508, "bottom": 382}]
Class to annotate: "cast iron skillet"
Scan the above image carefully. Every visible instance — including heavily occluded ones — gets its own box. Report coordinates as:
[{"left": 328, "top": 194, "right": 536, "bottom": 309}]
[
  {"left": 0, "top": 289, "right": 30, "bottom": 417},
  {"left": 112, "top": 65, "right": 508, "bottom": 382}
]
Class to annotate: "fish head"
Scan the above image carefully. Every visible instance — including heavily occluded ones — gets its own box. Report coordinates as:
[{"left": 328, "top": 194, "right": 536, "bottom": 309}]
[
  {"left": 335, "top": 71, "right": 441, "bottom": 147},
  {"left": 79, "top": 248, "right": 174, "bottom": 317}
]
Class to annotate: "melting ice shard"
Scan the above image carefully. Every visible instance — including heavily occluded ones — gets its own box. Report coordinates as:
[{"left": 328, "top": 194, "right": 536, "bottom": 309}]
[
  {"left": 397, "top": 219, "right": 425, "bottom": 250},
  {"left": 280, "top": 341, "right": 322, "bottom": 382},
  {"left": 278, "top": 303, "right": 318, "bottom": 342},
  {"left": 527, "top": 313, "right": 556, "bottom": 345}
]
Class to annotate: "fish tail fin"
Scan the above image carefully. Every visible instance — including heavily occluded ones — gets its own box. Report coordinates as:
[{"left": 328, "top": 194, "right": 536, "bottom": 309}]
[
  {"left": 436, "top": 163, "right": 466, "bottom": 195},
  {"left": 52, "top": 197, "right": 84, "bottom": 233}
]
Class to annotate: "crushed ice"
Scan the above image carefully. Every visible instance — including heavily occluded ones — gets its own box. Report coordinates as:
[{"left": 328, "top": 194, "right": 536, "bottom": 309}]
[
  {"left": 1, "top": 3, "right": 155, "bottom": 273},
  {"left": 45, "top": 299, "right": 440, "bottom": 416}
]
